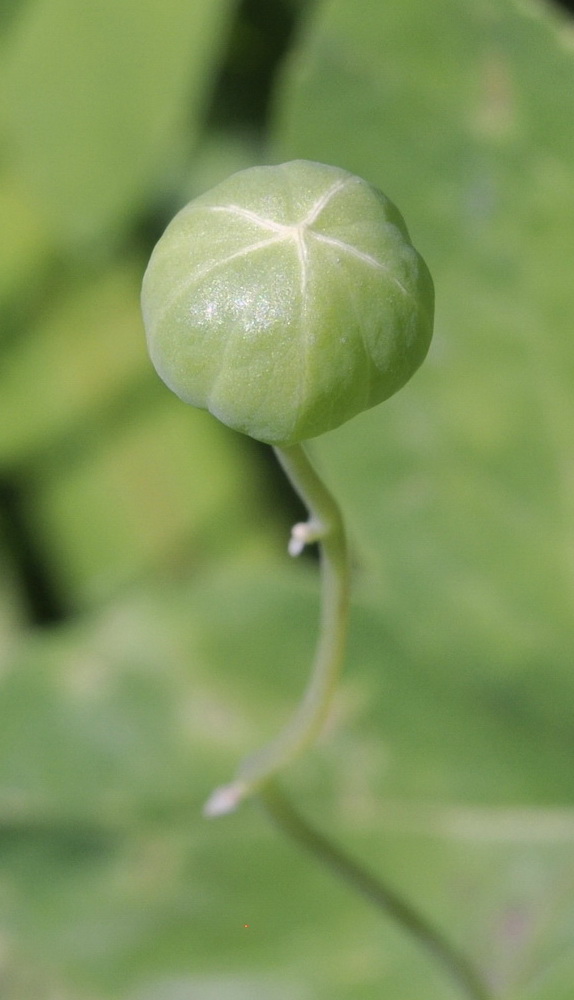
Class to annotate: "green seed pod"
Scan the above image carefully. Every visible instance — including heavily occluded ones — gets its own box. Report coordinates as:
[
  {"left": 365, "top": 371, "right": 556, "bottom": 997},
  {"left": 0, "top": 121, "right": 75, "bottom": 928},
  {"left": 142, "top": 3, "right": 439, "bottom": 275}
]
[{"left": 141, "top": 160, "right": 434, "bottom": 446}]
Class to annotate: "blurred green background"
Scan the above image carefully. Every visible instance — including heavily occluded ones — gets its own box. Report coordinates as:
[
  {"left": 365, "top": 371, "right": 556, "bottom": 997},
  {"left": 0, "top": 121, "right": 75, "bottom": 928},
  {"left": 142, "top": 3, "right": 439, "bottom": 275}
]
[{"left": 1, "top": 0, "right": 574, "bottom": 996}]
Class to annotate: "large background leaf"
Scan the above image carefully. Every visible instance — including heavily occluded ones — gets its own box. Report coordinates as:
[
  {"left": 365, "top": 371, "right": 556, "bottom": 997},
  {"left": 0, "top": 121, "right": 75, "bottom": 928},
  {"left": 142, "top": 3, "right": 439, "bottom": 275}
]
[
  {"left": 273, "top": 0, "right": 574, "bottom": 801},
  {"left": 2, "top": 0, "right": 237, "bottom": 243}
]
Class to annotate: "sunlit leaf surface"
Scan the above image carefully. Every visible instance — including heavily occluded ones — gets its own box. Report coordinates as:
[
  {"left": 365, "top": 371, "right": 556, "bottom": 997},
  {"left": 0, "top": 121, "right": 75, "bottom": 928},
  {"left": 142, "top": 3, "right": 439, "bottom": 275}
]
[{"left": 3, "top": 0, "right": 236, "bottom": 241}]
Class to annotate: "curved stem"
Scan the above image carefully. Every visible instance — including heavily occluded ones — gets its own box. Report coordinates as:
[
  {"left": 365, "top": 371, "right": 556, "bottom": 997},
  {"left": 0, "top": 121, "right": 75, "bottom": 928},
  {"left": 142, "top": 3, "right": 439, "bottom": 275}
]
[
  {"left": 204, "top": 442, "right": 350, "bottom": 816},
  {"left": 260, "top": 781, "right": 492, "bottom": 1000},
  {"left": 203, "top": 442, "right": 490, "bottom": 999}
]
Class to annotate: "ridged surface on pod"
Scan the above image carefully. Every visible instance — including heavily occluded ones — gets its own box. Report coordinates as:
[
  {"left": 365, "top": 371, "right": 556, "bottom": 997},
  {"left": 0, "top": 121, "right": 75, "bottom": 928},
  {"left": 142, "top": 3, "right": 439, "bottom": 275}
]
[{"left": 141, "top": 160, "right": 434, "bottom": 445}]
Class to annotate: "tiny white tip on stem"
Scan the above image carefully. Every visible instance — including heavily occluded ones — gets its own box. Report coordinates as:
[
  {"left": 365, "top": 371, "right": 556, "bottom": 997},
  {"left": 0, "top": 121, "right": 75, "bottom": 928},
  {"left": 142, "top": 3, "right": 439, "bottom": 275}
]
[
  {"left": 288, "top": 520, "right": 323, "bottom": 557},
  {"left": 288, "top": 523, "right": 308, "bottom": 557},
  {"left": 203, "top": 781, "right": 247, "bottom": 818}
]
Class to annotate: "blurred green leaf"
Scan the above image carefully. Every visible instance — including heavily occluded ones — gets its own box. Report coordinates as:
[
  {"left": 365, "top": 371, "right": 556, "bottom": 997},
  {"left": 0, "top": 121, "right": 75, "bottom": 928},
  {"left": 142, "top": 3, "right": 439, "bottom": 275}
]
[
  {"left": 272, "top": 0, "right": 574, "bottom": 790},
  {"left": 0, "top": 168, "right": 52, "bottom": 313},
  {"left": 0, "top": 568, "right": 573, "bottom": 997},
  {"left": 33, "top": 400, "right": 273, "bottom": 606},
  {"left": 3, "top": 0, "right": 237, "bottom": 242},
  {"left": 0, "top": 258, "right": 274, "bottom": 606},
  {"left": 518, "top": 945, "right": 574, "bottom": 1000},
  {"left": 0, "top": 264, "right": 147, "bottom": 466}
]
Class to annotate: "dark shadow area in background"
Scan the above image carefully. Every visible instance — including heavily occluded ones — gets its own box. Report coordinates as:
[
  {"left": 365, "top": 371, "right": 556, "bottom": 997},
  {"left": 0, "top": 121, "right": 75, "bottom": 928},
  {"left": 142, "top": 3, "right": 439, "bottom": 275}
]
[
  {"left": 0, "top": 476, "right": 67, "bottom": 625},
  {"left": 205, "top": 0, "right": 302, "bottom": 132}
]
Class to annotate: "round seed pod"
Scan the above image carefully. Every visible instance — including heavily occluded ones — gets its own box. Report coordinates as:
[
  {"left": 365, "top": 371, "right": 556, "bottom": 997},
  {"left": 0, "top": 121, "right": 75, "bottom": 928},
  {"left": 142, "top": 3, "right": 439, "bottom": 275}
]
[{"left": 141, "top": 160, "right": 434, "bottom": 446}]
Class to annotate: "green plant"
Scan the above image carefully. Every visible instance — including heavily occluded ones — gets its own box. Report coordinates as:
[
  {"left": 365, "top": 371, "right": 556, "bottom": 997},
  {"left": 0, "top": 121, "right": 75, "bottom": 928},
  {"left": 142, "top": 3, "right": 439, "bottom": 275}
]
[
  {"left": 141, "top": 158, "right": 489, "bottom": 999},
  {"left": 2, "top": 1, "right": 574, "bottom": 996},
  {"left": 141, "top": 157, "right": 433, "bottom": 805}
]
